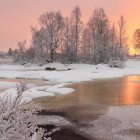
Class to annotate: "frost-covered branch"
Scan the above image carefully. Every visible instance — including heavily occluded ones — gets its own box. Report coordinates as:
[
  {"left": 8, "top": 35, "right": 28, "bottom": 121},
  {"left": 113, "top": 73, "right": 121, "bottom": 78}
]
[{"left": 0, "top": 82, "right": 46, "bottom": 140}]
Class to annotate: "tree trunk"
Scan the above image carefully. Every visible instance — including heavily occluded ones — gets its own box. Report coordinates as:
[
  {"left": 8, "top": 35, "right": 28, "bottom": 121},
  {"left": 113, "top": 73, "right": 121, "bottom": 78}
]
[{"left": 50, "top": 49, "right": 54, "bottom": 62}]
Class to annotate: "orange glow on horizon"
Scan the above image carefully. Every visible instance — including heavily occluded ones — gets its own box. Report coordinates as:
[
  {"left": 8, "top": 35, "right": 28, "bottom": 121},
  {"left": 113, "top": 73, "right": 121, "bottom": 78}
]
[
  {"left": 129, "top": 46, "right": 136, "bottom": 56},
  {"left": 128, "top": 39, "right": 140, "bottom": 56},
  {"left": 127, "top": 19, "right": 140, "bottom": 56},
  {"left": 1, "top": 0, "right": 140, "bottom": 52}
]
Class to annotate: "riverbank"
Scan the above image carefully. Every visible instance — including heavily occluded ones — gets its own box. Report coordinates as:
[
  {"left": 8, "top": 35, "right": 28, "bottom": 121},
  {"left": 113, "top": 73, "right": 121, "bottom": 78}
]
[
  {"left": 0, "top": 59, "right": 140, "bottom": 102},
  {"left": 37, "top": 105, "right": 140, "bottom": 140},
  {"left": 80, "top": 105, "right": 140, "bottom": 140},
  {"left": 35, "top": 76, "right": 140, "bottom": 139},
  {"left": 0, "top": 59, "right": 140, "bottom": 139},
  {"left": 0, "top": 59, "right": 139, "bottom": 81}
]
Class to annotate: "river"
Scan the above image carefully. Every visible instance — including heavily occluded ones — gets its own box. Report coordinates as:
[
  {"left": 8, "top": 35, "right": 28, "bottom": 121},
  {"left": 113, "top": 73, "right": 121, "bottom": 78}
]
[{"left": 33, "top": 75, "right": 140, "bottom": 122}]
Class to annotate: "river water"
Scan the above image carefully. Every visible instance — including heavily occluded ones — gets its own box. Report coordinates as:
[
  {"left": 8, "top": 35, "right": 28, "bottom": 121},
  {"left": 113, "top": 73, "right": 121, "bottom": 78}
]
[
  {"left": 0, "top": 75, "right": 140, "bottom": 121},
  {"left": 34, "top": 75, "right": 140, "bottom": 121}
]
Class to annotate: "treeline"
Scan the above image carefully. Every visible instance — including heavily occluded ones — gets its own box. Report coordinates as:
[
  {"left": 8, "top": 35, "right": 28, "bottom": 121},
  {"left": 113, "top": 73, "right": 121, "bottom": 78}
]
[
  {"left": 8, "top": 6, "right": 128, "bottom": 65},
  {"left": 133, "top": 29, "right": 140, "bottom": 57}
]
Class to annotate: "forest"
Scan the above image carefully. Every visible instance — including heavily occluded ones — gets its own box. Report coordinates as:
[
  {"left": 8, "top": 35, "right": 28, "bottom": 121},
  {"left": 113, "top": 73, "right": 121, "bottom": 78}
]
[{"left": 8, "top": 6, "right": 128, "bottom": 66}]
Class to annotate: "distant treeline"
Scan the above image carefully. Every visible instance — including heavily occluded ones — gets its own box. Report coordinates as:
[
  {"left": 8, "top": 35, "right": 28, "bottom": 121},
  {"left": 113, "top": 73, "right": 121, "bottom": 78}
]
[{"left": 8, "top": 6, "right": 128, "bottom": 65}]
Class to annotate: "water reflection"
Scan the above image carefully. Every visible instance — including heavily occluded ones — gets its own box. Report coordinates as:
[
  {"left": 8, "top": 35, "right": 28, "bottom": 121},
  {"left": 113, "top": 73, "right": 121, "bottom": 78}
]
[
  {"left": 34, "top": 76, "right": 140, "bottom": 121},
  {"left": 68, "top": 76, "right": 140, "bottom": 106},
  {"left": 122, "top": 76, "right": 140, "bottom": 105}
]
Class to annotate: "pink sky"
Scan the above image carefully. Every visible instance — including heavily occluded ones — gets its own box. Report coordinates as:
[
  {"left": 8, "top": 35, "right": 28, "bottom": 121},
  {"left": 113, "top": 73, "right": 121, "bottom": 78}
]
[{"left": 0, "top": 0, "right": 140, "bottom": 51}]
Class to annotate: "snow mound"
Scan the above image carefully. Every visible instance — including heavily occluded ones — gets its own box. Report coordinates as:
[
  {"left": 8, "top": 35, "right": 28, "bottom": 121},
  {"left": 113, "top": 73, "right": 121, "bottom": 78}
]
[
  {"left": 0, "top": 59, "right": 140, "bottom": 83},
  {"left": 0, "top": 84, "right": 74, "bottom": 103},
  {"left": 37, "top": 115, "right": 72, "bottom": 127}
]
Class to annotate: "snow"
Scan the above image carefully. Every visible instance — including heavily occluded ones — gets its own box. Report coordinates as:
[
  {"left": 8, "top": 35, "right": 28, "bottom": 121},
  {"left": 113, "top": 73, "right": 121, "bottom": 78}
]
[
  {"left": 0, "top": 81, "right": 16, "bottom": 89},
  {"left": 0, "top": 81, "right": 34, "bottom": 90},
  {"left": 45, "top": 86, "right": 74, "bottom": 95},
  {"left": 80, "top": 105, "right": 140, "bottom": 140},
  {"left": 0, "top": 84, "right": 74, "bottom": 103},
  {"left": 0, "top": 59, "right": 140, "bottom": 83},
  {"left": 31, "top": 133, "right": 37, "bottom": 140},
  {"left": 37, "top": 115, "right": 72, "bottom": 127},
  {"left": 0, "top": 59, "right": 140, "bottom": 139},
  {"left": 0, "top": 64, "right": 45, "bottom": 71},
  {"left": 0, "top": 59, "right": 140, "bottom": 103},
  {"left": 105, "top": 105, "right": 140, "bottom": 122}
]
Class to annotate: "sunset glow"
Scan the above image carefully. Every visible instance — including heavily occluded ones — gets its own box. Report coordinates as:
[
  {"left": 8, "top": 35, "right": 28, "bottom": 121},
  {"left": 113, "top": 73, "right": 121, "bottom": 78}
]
[
  {"left": 129, "top": 46, "right": 136, "bottom": 56},
  {"left": 129, "top": 44, "right": 140, "bottom": 56},
  {"left": 0, "top": 0, "right": 140, "bottom": 53},
  {"left": 126, "top": 19, "right": 140, "bottom": 56}
]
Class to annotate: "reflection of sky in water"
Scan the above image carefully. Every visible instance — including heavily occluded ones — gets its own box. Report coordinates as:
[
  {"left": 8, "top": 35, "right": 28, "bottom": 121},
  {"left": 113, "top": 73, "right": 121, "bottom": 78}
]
[
  {"left": 34, "top": 76, "right": 140, "bottom": 120},
  {"left": 127, "top": 76, "right": 140, "bottom": 83},
  {"left": 69, "top": 76, "right": 140, "bottom": 105},
  {"left": 35, "top": 76, "right": 140, "bottom": 107}
]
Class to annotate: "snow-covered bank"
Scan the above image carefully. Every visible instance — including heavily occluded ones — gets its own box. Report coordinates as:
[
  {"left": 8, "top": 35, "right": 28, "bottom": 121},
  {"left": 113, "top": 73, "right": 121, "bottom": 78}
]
[
  {"left": 0, "top": 59, "right": 140, "bottom": 82},
  {"left": 0, "top": 81, "right": 17, "bottom": 89},
  {"left": 0, "top": 60, "right": 140, "bottom": 140},
  {"left": 80, "top": 105, "right": 140, "bottom": 140},
  {"left": 0, "top": 83, "right": 74, "bottom": 103},
  {"left": 0, "top": 59, "right": 140, "bottom": 102}
]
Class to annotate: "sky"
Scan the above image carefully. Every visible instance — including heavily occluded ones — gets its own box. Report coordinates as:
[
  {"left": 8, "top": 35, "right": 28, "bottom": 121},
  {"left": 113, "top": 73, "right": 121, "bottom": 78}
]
[{"left": 0, "top": 0, "right": 140, "bottom": 52}]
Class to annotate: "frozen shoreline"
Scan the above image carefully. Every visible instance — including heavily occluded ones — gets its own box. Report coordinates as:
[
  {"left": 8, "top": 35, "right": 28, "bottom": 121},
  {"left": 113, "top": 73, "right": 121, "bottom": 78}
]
[
  {"left": 0, "top": 59, "right": 140, "bottom": 82},
  {"left": 0, "top": 59, "right": 140, "bottom": 139},
  {"left": 0, "top": 59, "right": 140, "bottom": 102},
  {"left": 80, "top": 105, "right": 140, "bottom": 140}
]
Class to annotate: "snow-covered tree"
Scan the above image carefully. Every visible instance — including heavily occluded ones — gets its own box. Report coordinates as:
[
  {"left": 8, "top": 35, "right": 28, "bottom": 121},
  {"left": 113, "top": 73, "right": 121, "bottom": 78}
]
[
  {"left": 18, "top": 40, "right": 26, "bottom": 61},
  {"left": 89, "top": 8, "right": 111, "bottom": 64},
  {"left": 108, "top": 23, "right": 127, "bottom": 68},
  {"left": 31, "top": 27, "right": 48, "bottom": 63},
  {"left": 81, "top": 26, "right": 93, "bottom": 63},
  {"left": 133, "top": 28, "right": 140, "bottom": 57},
  {"left": 12, "top": 49, "right": 18, "bottom": 63},
  {"left": 117, "top": 16, "right": 128, "bottom": 60},
  {"left": 39, "top": 11, "right": 64, "bottom": 62},
  {"left": 24, "top": 47, "right": 35, "bottom": 63},
  {"left": 62, "top": 17, "right": 72, "bottom": 63},
  {"left": 13, "top": 41, "right": 27, "bottom": 64},
  {"left": 0, "top": 82, "right": 46, "bottom": 140},
  {"left": 70, "top": 6, "right": 83, "bottom": 63},
  {"left": 8, "top": 48, "right": 13, "bottom": 56},
  {"left": 110, "top": 24, "right": 120, "bottom": 60},
  {"left": 11, "top": 6, "right": 128, "bottom": 65}
]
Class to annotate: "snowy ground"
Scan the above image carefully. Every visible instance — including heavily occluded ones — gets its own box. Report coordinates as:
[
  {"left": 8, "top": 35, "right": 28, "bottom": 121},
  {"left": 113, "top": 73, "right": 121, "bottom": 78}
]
[
  {"left": 0, "top": 59, "right": 140, "bottom": 101},
  {"left": 0, "top": 59, "right": 140, "bottom": 81},
  {"left": 0, "top": 59, "right": 140, "bottom": 139},
  {"left": 0, "top": 83, "right": 74, "bottom": 103},
  {"left": 80, "top": 105, "right": 140, "bottom": 140}
]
